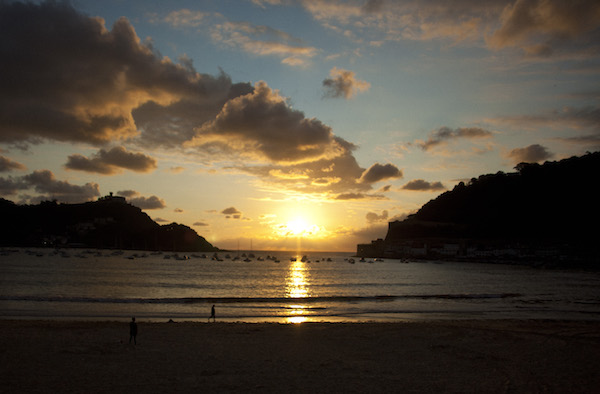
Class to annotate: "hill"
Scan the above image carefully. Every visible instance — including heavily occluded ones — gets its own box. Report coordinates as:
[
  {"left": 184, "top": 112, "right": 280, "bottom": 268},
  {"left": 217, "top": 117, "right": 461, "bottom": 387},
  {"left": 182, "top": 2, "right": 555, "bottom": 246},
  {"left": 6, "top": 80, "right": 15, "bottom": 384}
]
[
  {"left": 0, "top": 195, "right": 218, "bottom": 252},
  {"left": 358, "top": 152, "right": 600, "bottom": 267}
]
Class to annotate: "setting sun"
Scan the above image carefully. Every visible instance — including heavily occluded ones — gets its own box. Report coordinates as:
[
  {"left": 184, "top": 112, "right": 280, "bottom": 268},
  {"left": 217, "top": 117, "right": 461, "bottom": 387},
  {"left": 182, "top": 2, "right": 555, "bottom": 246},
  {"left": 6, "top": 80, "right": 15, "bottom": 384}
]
[
  {"left": 287, "top": 218, "right": 310, "bottom": 235},
  {"left": 278, "top": 217, "right": 324, "bottom": 238}
]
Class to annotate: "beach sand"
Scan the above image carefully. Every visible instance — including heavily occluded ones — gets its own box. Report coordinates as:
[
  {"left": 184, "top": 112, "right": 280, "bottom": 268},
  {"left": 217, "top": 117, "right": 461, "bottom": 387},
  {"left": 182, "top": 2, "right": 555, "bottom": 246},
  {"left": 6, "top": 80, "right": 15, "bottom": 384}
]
[{"left": 1, "top": 320, "right": 599, "bottom": 393}]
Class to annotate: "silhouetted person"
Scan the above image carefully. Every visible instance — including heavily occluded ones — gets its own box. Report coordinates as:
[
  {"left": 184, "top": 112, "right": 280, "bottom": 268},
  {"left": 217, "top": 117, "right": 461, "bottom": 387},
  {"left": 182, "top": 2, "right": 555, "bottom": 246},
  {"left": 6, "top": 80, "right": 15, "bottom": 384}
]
[
  {"left": 129, "top": 317, "right": 137, "bottom": 344},
  {"left": 209, "top": 305, "right": 216, "bottom": 322}
]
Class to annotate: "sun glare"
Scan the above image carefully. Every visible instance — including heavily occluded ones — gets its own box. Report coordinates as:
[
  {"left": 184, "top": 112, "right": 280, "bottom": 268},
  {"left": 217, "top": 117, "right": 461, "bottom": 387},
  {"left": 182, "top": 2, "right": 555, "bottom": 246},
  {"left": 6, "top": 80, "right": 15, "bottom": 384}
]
[
  {"left": 287, "top": 218, "right": 310, "bottom": 235},
  {"left": 279, "top": 216, "right": 325, "bottom": 238}
]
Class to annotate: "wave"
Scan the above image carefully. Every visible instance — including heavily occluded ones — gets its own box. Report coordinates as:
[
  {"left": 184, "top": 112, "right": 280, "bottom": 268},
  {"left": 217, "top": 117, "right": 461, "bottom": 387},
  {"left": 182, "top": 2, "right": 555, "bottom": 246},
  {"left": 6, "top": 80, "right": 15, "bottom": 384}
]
[{"left": 0, "top": 293, "right": 520, "bottom": 305}]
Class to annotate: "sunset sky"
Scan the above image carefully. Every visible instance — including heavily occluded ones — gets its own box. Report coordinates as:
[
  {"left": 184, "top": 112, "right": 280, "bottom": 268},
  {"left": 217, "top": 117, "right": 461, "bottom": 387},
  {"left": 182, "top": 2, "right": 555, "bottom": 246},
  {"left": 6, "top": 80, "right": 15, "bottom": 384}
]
[{"left": 1, "top": 0, "right": 599, "bottom": 251}]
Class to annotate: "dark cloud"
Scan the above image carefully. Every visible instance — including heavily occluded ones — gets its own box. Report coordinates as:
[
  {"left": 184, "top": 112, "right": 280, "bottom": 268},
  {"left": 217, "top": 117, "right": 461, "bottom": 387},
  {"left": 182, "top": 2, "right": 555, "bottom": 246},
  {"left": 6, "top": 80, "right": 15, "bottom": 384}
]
[
  {"left": 304, "top": 1, "right": 599, "bottom": 58},
  {"left": 0, "top": 177, "right": 25, "bottom": 196},
  {"left": 0, "top": 1, "right": 412, "bottom": 201},
  {"left": 488, "top": 106, "right": 600, "bottom": 132},
  {"left": 488, "top": 0, "right": 600, "bottom": 55},
  {"left": 359, "top": 163, "right": 403, "bottom": 184},
  {"left": 418, "top": 127, "right": 493, "bottom": 151},
  {"left": 128, "top": 195, "right": 166, "bottom": 210},
  {"left": 0, "top": 170, "right": 100, "bottom": 203},
  {"left": 221, "top": 207, "right": 241, "bottom": 215},
  {"left": 133, "top": 73, "right": 254, "bottom": 149},
  {"left": 506, "top": 144, "right": 553, "bottom": 164},
  {"left": 401, "top": 179, "right": 446, "bottom": 191},
  {"left": 362, "top": 0, "right": 385, "bottom": 13},
  {"left": 174, "top": 208, "right": 184, "bottom": 213},
  {"left": 192, "top": 81, "right": 354, "bottom": 164},
  {"left": 555, "top": 133, "right": 600, "bottom": 149},
  {"left": 193, "top": 221, "right": 209, "bottom": 226},
  {"left": 116, "top": 190, "right": 138, "bottom": 197},
  {"left": 221, "top": 207, "right": 242, "bottom": 218},
  {"left": 21, "top": 170, "right": 100, "bottom": 203},
  {"left": 0, "top": 156, "right": 25, "bottom": 172},
  {"left": 322, "top": 67, "right": 370, "bottom": 99},
  {"left": 334, "top": 193, "right": 368, "bottom": 200},
  {"left": 65, "top": 146, "right": 157, "bottom": 174},
  {"left": 333, "top": 192, "right": 386, "bottom": 200},
  {"left": 0, "top": 1, "right": 252, "bottom": 147},
  {"left": 366, "top": 210, "right": 388, "bottom": 224},
  {"left": 154, "top": 217, "right": 169, "bottom": 223}
]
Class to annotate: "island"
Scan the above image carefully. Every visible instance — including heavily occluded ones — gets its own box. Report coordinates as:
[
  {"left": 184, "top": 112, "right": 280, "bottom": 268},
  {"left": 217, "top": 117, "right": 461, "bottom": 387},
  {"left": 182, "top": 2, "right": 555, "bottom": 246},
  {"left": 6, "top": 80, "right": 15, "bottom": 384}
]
[
  {"left": 357, "top": 152, "right": 600, "bottom": 268},
  {"left": 0, "top": 194, "right": 218, "bottom": 252}
]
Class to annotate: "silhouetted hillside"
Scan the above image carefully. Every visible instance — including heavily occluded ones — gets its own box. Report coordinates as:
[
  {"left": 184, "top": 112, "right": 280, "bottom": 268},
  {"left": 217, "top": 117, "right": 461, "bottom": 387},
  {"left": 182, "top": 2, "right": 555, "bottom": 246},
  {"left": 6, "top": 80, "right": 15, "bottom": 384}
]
[
  {"left": 0, "top": 195, "right": 218, "bottom": 252},
  {"left": 358, "top": 152, "right": 600, "bottom": 266}
]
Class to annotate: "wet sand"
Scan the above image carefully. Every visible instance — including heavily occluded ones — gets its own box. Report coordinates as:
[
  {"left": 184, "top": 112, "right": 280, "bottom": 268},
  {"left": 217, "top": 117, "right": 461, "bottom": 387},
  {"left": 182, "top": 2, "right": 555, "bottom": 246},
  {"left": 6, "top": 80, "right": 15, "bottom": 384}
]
[{"left": 1, "top": 320, "right": 599, "bottom": 393}]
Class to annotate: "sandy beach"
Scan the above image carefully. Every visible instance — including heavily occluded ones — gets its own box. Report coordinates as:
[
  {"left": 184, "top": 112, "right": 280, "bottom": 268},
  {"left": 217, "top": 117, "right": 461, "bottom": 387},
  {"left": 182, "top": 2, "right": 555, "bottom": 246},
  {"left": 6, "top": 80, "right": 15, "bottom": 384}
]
[{"left": 1, "top": 320, "right": 599, "bottom": 393}]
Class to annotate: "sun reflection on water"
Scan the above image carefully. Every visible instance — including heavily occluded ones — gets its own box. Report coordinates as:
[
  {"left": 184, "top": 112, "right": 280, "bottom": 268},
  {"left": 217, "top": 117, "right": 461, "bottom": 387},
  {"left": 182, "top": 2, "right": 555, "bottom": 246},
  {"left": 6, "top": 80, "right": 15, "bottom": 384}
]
[{"left": 285, "top": 259, "right": 310, "bottom": 323}]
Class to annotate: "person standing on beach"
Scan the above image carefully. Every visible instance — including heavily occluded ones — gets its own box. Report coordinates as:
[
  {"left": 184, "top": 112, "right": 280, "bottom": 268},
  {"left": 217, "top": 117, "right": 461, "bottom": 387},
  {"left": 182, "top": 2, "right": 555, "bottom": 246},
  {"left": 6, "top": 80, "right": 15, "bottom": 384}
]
[
  {"left": 209, "top": 305, "right": 216, "bottom": 322},
  {"left": 129, "top": 317, "right": 138, "bottom": 344}
]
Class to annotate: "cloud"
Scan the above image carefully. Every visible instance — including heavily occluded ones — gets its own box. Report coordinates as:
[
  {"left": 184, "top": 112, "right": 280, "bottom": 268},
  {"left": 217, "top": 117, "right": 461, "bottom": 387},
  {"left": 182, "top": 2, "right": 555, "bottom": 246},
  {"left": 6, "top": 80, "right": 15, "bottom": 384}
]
[
  {"left": 302, "top": 0, "right": 600, "bottom": 59},
  {"left": 65, "top": 146, "right": 157, "bottom": 174},
  {"left": 114, "top": 189, "right": 165, "bottom": 209},
  {"left": 487, "top": 106, "right": 600, "bottom": 132},
  {"left": 22, "top": 170, "right": 100, "bottom": 203},
  {"left": 418, "top": 127, "right": 493, "bottom": 151},
  {"left": 210, "top": 20, "right": 317, "bottom": 66},
  {"left": 116, "top": 190, "right": 138, "bottom": 198},
  {"left": 301, "top": 0, "right": 503, "bottom": 45},
  {"left": 237, "top": 151, "right": 370, "bottom": 194},
  {"left": 0, "top": 1, "right": 252, "bottom": 147},
  {"left": 506, "top": 144, "right": 553, "bottom": 164},
  {"left": 0, "top": 156, "right": 25, "bottom": 172},
  {"left": 221, "top": 206, "right": 242, "bottom": 219},
  {"left": 359, "top": 163, "right": 403, "bottom": 184},
  {"left": 191, "top": 81, "right": 353, "bottom": 164},
  {"left": 193, "top": 221, "right": 209, "bottom": 227},
  {"left": 322, "top": 67, "right": 370, "bottom": 99},
  {"left": 168, "top": 166, "right": 185, "bottom": 174},
  {"left": 160, "top": 9, "right": 208, "bottom": 28},
  {"left": 0, "top": 177, "right": 25, "bottom": 196},
  {"left": 488, "top": 0, "right": 600, "bottom": 53},
  {"left": 0, "top": 1, "right": 405, "bottom": 202},
  {"left": 333, "top": 192, "right": 385, "bottom": 200},
  {"left": 554, "top": 133, "right": 600, "bottom": 149},
  {"left": 128, "top": 195, "right": 166, "bottom": 210},
  {"left": 401, "top": 179, "right": 446, "bottom": 191},
  {"left": 174, "top": 208, "right": 184, "bottom": 213},
  {"left": 0, "top": 170, "right": 100, "bottom": 203},
  {"left": 154, "top": 217, "right": 169, "bottom": 223},
  {"left": 366, "top": 210, "right": 388, "bottom": 224}
]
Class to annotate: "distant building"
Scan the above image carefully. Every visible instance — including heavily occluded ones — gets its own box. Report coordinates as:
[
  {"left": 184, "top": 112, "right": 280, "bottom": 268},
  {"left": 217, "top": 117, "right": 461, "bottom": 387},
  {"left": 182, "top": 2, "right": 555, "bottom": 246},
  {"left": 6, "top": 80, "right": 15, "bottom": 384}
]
[{"left": 98, "top": 192, "right": 127, "bottom": 204}]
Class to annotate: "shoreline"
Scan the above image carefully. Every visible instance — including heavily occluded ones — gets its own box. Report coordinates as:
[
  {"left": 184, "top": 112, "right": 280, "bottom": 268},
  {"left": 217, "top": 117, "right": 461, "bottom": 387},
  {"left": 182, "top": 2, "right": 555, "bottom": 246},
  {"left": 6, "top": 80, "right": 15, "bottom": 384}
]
[{"left": 2, "top": 319, "right": 599, "bottom": 393}]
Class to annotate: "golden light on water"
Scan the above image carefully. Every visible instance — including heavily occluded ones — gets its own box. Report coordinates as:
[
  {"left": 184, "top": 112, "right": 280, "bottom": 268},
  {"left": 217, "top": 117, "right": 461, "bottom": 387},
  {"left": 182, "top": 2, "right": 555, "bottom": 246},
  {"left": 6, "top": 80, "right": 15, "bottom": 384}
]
[
  {"left": 286, "top": 260, "right": 310, "bottom": 298},
  {"left": 285, "top": 260, "right": 310, "bottom": 323}
]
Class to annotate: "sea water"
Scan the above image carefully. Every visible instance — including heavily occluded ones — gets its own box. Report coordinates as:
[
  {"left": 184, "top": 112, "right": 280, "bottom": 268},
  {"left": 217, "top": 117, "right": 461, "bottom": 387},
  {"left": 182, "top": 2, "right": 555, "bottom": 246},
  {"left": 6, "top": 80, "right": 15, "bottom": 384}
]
[{"left": 1, "top": 248, "right": 599, "bottom": 323}]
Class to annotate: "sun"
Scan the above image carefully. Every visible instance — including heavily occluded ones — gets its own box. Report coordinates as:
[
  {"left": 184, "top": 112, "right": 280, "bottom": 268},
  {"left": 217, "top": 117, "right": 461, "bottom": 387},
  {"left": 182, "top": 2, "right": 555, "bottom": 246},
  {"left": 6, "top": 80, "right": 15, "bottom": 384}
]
[
  {"left": 287, "top": 218, "right": 311, "bottom": 236},
  {"left": 276, "top": 216, "right": 324, "bottom": 238}
]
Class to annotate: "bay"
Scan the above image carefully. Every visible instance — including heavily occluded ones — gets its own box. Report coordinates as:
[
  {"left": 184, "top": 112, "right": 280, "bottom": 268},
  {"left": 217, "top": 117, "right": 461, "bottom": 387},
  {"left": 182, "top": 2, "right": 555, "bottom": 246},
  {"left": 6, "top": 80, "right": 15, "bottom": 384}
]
[{"left": 1, "top": 248, "right": 599, "bottom": 323}]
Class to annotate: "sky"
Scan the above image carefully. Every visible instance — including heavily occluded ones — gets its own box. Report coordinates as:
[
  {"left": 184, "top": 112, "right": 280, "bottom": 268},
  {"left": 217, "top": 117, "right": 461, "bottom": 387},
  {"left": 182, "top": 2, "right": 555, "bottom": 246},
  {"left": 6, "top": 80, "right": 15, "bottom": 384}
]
[{"left": 1, "top": 0, "right": 599, "bottom": 252}]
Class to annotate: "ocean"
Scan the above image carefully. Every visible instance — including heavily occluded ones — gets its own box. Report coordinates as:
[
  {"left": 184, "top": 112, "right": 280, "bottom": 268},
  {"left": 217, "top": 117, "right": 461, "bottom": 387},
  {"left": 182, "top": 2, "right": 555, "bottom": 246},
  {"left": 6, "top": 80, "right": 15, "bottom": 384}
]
[{"left": 1, "top": 248, "right": 599, "bottom": 323}]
